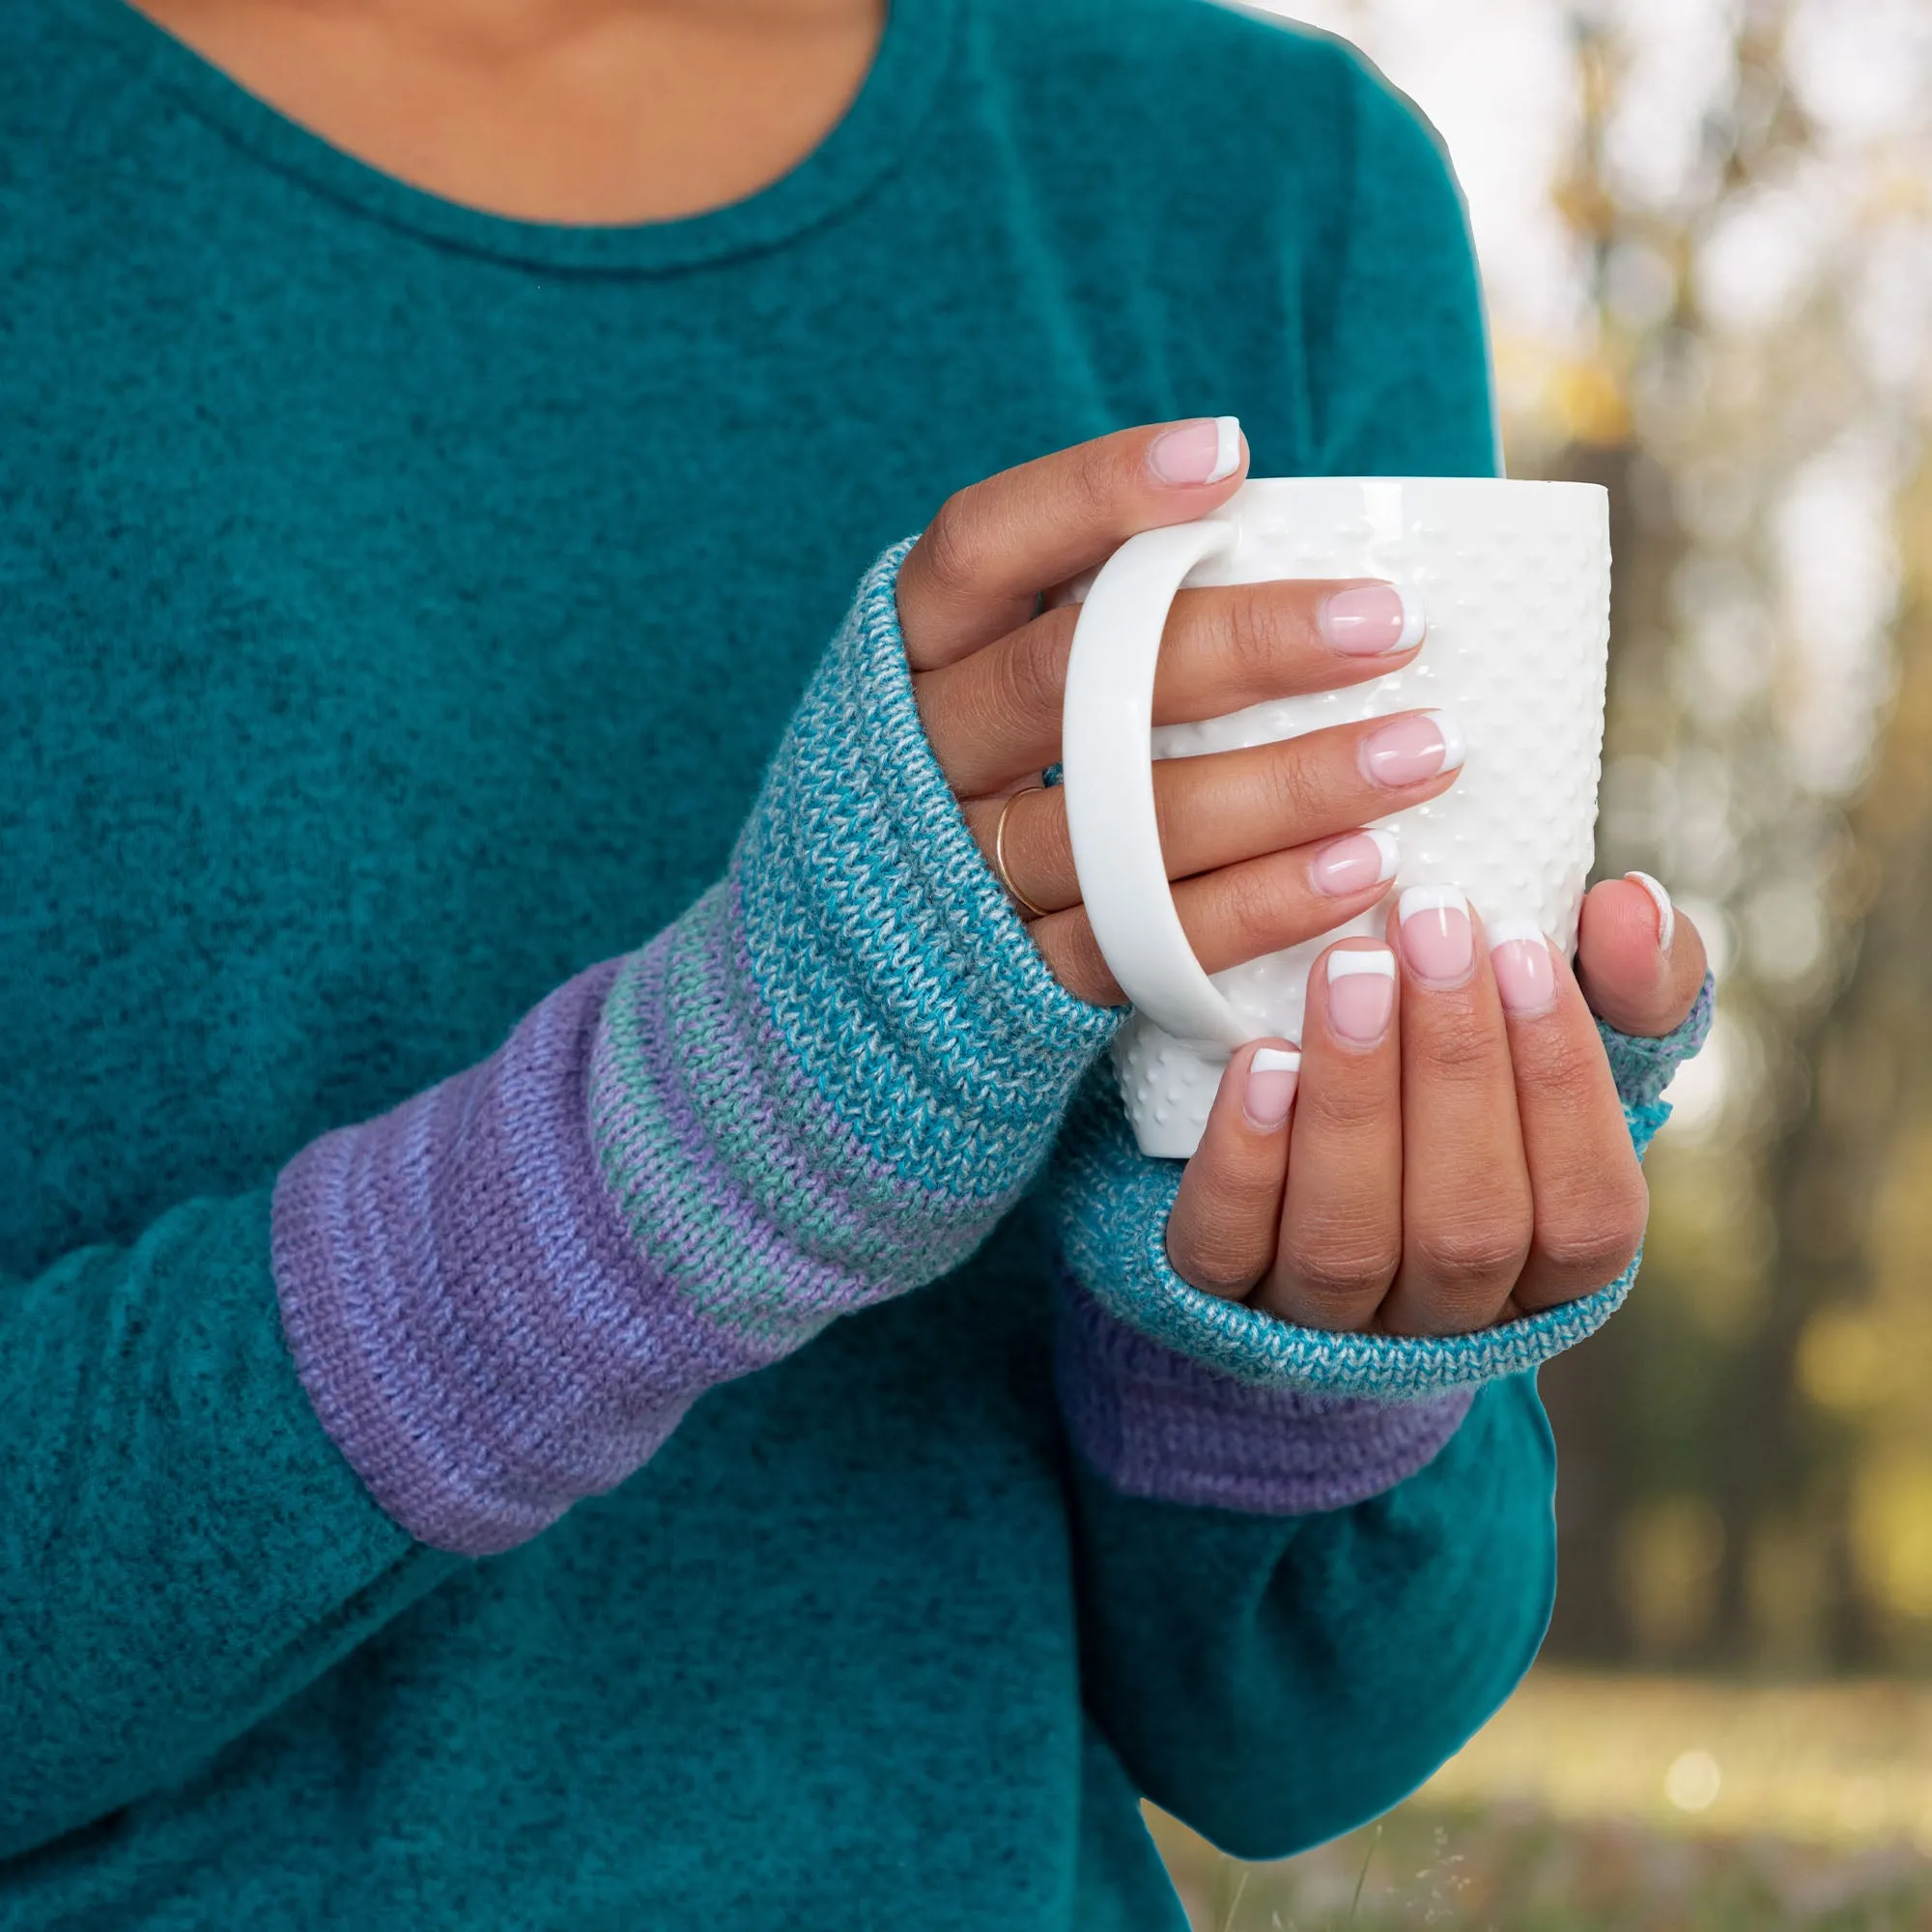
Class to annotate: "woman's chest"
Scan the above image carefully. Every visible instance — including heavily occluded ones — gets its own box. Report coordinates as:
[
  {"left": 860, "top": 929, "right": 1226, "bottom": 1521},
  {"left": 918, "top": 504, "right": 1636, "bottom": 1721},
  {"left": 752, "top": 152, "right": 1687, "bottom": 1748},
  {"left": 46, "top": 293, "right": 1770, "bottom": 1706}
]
[{"left": 0, "top": 238, "right": 1138, "bottom": 1263}]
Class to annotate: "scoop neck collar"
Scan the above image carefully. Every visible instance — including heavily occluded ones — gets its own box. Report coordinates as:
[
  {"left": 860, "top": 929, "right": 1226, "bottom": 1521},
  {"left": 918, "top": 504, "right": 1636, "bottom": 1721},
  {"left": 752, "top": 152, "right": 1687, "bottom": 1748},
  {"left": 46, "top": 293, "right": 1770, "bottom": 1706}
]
[{"left": 57, "top": 0, "right": 959, "bottom": 273}]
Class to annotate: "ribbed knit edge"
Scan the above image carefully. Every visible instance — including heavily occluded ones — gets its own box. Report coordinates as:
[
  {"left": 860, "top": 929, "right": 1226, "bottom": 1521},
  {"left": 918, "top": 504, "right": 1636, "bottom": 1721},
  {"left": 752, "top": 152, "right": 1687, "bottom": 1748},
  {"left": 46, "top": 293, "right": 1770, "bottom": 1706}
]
[
  {"left": 744, "top": 537, "right": 1122, "bottom": 1103},
  {"left": 1600, "top": 972, "right": 1715, "bottom": 1109},
  {"left": 1050, "top": 976, "right": 1717, "bottom": 1402}
]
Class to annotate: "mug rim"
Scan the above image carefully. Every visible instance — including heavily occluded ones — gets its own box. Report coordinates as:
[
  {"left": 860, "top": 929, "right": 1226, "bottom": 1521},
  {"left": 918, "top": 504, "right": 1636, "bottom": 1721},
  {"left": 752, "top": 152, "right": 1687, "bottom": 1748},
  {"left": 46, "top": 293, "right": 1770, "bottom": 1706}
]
[{"left": 1230, "top": 475, "right": 1605, "bottom": 497}]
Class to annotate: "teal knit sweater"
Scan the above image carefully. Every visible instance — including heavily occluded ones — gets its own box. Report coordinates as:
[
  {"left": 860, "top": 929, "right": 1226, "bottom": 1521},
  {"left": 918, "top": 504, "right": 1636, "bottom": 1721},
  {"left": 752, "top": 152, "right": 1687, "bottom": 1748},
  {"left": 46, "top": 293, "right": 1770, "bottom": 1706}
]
[{"left": 0, "top": 0, "right": 1706, "bottom": 1924}]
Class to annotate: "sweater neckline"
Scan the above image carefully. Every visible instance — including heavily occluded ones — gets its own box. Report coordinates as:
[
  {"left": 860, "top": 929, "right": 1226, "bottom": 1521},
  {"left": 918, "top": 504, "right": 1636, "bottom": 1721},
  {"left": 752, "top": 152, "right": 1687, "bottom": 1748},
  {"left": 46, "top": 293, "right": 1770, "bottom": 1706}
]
[{"left": 57, "top": 0, "right": 959, "bottom": 274}]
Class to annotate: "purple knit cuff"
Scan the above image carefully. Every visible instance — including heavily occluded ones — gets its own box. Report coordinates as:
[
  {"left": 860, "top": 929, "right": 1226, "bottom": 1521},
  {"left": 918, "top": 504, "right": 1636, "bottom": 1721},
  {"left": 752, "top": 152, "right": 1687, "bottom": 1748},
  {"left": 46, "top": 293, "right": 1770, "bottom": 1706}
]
[
  {"left": 271, "top": 963, "right": 766, "bottom": 1557},
  {"left": 1054, "top": 1276, "right": 1475, "bottom": 1516}
]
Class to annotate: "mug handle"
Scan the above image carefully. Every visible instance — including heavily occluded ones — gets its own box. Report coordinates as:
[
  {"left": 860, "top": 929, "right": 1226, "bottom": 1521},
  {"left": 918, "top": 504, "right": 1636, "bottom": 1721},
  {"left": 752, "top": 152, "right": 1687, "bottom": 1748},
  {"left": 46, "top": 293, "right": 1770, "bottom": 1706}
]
[{"left": 1062, "top": 518, "right": 1250, "bottom": 1052}]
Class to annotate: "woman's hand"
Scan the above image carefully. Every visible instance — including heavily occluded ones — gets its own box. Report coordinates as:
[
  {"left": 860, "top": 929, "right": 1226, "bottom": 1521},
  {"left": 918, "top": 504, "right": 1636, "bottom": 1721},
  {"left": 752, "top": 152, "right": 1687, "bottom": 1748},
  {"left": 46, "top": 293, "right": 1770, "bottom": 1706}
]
[
  {"left": 896, "top": 419, "right": 1705, "bottom": 1339},
  {"left": 898, "top": 419, "right": 1448, "bottom": 1003},
  {"left": 1166, "top": 876, "right": 1709, "bottom": 1334}
]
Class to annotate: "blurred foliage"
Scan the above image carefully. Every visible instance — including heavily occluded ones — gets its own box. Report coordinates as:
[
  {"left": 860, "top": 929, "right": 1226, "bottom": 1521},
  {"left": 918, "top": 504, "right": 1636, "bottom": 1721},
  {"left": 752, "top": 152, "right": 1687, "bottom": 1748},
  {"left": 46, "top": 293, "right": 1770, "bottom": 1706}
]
[
  {"left": 1534, "top": 0, "right": 1932, "bottom": 1676},
  {"left": 1156, "top": 1802, "right": 1932, "bottom": 1929},
  {"left": 1152, "top": 1670, "right": 1932, "bottom": 1926},
  {"left": 1268, "top": 0, "right": 1932, "bottom": 1673}
]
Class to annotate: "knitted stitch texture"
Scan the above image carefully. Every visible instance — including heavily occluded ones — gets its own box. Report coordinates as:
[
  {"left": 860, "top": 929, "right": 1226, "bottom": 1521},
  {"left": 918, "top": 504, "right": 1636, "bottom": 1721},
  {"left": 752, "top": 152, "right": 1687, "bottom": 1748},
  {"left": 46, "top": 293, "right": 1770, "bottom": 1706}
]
[
  {"left": 590, "top": 541, "right": 1122, "bottom": 1330},
  {"left": 1054, "top": 1280, "right": 1477, "bottom": 1514},
  {"left": 274, "top": 544, "right": 1122, "bottom": 1555},
  {"left": 1051, "top": 975, "right": 1716, "bottom": 1419}
]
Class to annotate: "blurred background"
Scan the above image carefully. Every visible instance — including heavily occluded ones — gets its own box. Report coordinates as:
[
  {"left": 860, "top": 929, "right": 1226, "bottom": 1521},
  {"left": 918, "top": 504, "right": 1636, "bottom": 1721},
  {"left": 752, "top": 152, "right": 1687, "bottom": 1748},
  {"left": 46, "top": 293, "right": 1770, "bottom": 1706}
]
[{"left": 1155, "top": 0, "right": 1932, "bottom": 1922}]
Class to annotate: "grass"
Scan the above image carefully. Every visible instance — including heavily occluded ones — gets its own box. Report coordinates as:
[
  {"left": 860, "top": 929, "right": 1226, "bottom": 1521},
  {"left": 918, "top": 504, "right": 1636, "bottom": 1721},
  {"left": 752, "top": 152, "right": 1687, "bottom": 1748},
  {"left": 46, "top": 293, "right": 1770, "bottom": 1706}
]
[{"left": 1149, "top": 1668, "right": 1932, "bottom": 1929}]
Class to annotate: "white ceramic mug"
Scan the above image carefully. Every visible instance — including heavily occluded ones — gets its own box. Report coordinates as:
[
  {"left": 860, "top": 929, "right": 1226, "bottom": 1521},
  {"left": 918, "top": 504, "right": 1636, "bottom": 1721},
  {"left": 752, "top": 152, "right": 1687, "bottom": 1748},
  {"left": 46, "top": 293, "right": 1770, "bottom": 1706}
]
[{"left": 1062, "top": 476, "right": 1611, "bottom": 1158}]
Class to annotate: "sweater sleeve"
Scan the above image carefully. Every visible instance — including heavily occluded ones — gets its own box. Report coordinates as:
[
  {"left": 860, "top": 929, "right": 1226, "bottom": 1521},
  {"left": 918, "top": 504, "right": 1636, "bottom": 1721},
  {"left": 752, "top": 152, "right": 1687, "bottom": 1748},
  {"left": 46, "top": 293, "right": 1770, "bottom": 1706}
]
[
  {"left": 0, "top": 1199, "right": 462, "bottom": 1861},
  {"left": 1064, "top": 1372, "right": 1555, "bottom": 1862},
  {"left": 1, "top": 545, "right": 1118, "bottom": 1857}
]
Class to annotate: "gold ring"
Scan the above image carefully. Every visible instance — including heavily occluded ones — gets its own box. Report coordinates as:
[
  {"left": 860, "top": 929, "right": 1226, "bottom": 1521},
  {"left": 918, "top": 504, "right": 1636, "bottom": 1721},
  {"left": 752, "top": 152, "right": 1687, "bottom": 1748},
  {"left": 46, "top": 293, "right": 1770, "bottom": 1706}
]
[{"left": 991, "top": 785, "right": 1051, "bottom": 920}]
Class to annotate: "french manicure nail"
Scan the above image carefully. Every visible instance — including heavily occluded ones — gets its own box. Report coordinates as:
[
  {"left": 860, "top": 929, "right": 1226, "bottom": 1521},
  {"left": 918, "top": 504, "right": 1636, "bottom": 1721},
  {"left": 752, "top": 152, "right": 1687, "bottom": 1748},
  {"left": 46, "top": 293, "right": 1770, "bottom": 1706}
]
[
  {"left": 1626, "top": 871, "right": 1676, "bottom": 955},
  {"left": 1360, "top": 710, "right": 1466, "bottom": 789},
  {"left": 1244, "top": 1045, "right": 1301, "bottom": 1128},
  {"left": 1398, "top": 885, "right": 1475, "bottom": 986},
  {"left": 1147, "top": 415, "right": 1243, "bottom": 486},
  {"left": 1326, "top": 948, "right": 1397, "bottom": 1045},
  {"left": 1318, "top": 584, "right": 1426, "bottom": 656},
  {"left": 1489, "top": 917, "right": 1557, "bottom": 1016},
  {"left": 1310, "top": 828, "right": 1400, "bottom": 897}
]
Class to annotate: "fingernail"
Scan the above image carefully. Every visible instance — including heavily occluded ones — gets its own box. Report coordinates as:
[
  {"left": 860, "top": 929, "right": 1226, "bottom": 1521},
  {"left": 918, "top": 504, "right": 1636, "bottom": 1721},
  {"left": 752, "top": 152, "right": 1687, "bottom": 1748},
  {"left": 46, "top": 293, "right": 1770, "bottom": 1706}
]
[
  {"left": 1626, "top": 871, "right": 1676, "bottom": 955},
  {"left": 1148, "top": 415, "right": 1243, "bottom": 486},
  {"left": 1318, "top": 584, "right": 1426, "bottom": 656},
  {"left": 1326, "top": 947, "right": 1397, "bottom": 1045},
  {"left": 1398, "top": 885, "right": 1475, "bottom": 986},
  {"left": 1243, "top": 1045, "right": 1301, "bottom": 1128},
  {"left": 1310, "top": 828, "right": 1400, "bottom": 897},
  {"left": 1360, "top": 710, "right": 1465, "bottom": 789},
  {"left": 1489, "top": 917, "right": 1557, "bottom": 1016}
]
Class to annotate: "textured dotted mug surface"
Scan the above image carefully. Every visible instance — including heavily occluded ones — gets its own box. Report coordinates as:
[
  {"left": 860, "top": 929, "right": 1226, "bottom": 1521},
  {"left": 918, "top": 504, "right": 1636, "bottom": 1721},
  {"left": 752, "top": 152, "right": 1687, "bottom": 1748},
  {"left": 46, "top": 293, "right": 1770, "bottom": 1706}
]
[{"left": 1071, "top": 477, "right": 1611, "bottom": 1158}]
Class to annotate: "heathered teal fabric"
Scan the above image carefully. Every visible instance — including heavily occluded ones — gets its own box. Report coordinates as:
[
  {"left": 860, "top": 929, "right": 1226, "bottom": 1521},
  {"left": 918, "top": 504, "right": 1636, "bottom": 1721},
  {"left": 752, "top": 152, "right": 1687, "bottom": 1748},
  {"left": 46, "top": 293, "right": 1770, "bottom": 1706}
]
[{"left": 3, "top": 0, "right": 1609, "bottom": 1921}]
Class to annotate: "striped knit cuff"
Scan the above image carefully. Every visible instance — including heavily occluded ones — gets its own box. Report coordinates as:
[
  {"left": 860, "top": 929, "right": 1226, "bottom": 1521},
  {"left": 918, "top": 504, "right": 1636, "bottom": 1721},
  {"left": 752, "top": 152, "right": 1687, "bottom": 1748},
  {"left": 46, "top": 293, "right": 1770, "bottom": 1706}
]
[
  {"left": 1055, "top": 1274, "right": 1474, "bottom": 1514},
  {"left": 273, "top": 965, "right": 745, "bottom": 1557}
]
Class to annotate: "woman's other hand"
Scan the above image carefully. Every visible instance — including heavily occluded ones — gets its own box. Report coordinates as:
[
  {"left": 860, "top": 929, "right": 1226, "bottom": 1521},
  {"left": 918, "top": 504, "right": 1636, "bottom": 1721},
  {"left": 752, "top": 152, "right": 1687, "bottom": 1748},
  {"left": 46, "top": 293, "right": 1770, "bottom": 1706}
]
[
  {"left": 1165, "top": 877, "right": 1709, "bottom": 1334},
  {"left": 898, "top": 420, "right": 1447, "bottom": 1004}
]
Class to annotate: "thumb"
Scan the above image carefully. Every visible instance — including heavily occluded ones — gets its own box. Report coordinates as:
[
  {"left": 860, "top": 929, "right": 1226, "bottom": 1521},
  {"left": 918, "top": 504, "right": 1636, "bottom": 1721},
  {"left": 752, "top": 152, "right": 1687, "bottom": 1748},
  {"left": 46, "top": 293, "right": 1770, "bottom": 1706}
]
[
  {"left": 1576, "top": 874, "right": 1708, "bottom": 1037},
  {"left": 895, "top": 417, "right": 1248, "bottom": 672}
]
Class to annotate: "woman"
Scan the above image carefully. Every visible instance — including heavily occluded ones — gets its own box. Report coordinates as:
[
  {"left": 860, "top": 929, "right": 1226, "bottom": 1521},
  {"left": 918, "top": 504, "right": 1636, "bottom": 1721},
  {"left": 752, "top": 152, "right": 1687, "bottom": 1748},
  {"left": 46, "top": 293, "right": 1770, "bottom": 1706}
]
[{"left": 0, "top": 0, "right": 1709, "bottom": 1923}]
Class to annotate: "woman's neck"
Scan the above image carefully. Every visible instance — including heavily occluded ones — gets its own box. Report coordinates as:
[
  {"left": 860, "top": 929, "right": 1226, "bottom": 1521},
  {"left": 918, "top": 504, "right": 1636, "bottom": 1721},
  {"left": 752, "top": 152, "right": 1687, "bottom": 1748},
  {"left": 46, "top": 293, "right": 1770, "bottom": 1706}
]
[{"left": 127, "top": 0, "right": 888, "bottom": 224}]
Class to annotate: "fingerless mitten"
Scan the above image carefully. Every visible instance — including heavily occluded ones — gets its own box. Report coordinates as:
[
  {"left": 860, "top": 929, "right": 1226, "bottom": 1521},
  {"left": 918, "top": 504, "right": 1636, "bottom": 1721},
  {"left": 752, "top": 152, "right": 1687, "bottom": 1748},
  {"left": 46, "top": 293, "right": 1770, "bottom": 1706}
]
[
  {"left": 1049, "top": 977, "right": 1715, "bottom": 1512},
  {"left": 273, "top": 545, "right": 1120, "bottom": 1554}
]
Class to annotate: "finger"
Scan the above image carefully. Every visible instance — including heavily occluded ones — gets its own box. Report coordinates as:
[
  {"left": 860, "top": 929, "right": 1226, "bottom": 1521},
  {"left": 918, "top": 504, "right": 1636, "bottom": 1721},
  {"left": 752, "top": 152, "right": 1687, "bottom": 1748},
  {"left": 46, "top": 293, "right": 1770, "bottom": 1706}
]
[
  {"left": 1166, "top": 1041, "right": 1300, "bottom": 1299},
  {"left": 1488, "top": 923, "right": 1649, "bottom": 1313},
  {"left": 1378, "top": 890, "right": 1534, "bottom": 1337},
  {"left": 1253, "top": 943, "right": 1403, "bottom": 1330},
  {"left": 1576, "top": 874, "right": 1708, "bottom": 1037},
  {"left": 896, "top": 418, "right": 1249, "bottom": 670},
  {"left": 1028, "top": 838, "right": 1403, "bottom": 1007},
  {"left": 964, "top": 709, "right": 1458, "bottom": 913},
  {"left": 917, "top": 578, "right": 1426, "bottom": 795}
]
